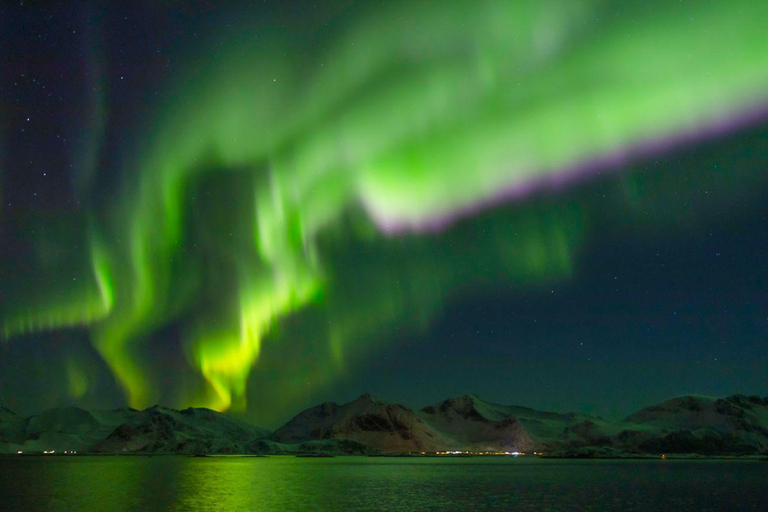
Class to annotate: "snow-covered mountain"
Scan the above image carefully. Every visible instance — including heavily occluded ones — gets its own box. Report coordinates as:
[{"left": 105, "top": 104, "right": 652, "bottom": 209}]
[
  {"left": 272, "top": 393, "right": 768, "bottom": 456},
  {"left": 0, "top": 405, "right": 269, "bottom": 455},
  {"left": 272, "top": 393, "right": 447, "bottom": 452},
  {"left": 92, "top": 405, "right": 271, "bottom": 454},
  {"left": 419, "top": 395, "right": 536, "bottom": 451},
  {"left": 615, "top": 394, "right": 768, "bottom": 455},
  {"left": 271, "top": 393, "right": 626, "bottom": 454},
  {"left": 2, "top": 394, "right": 767, "bottom": 456}
]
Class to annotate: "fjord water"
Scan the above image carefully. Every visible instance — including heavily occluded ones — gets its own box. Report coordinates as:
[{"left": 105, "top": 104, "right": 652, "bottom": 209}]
[{"left": 1, "top": 457, "right": 765, "bottom": 511}]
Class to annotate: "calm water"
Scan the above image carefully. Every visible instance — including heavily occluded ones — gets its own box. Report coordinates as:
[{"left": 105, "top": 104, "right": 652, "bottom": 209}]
[{"left": 1, "top": 456, "right": 766, "bottom": 511}]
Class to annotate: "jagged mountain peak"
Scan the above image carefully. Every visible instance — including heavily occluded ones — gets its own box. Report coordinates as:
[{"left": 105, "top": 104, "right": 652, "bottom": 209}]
[
  {"left": 440, "top": 394, "right": 482, "bottom": 404},
  {"left": 3, "top": 393, "right": 768, "bottom": 456},
  {"left": 272, "top": 393, "right": 438, "bottom": 451},
  {"left": 145, "top": 404, "right": 174, "bottom": 413},
  {"left": 623, "top": 395, "right": 717, "bottom": 422},
  {"left": 423, "top": 394, "right": 513, "bottom": 423},
  {"left": 352, "top": 393, "right": 387, "bottom": 405},
  {"left": 180, "top": 407, "right": 221, "bottom": 418}
]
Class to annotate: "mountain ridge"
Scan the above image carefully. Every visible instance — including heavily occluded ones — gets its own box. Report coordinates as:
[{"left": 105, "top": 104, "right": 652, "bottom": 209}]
[{"left": 2, "top": 393, "right": 767, "bottom": 456}]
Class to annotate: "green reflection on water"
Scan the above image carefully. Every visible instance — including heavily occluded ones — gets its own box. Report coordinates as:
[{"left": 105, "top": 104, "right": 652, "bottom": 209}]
[{"left": 1, "top": 456, "right": 767, "bottom": 511}]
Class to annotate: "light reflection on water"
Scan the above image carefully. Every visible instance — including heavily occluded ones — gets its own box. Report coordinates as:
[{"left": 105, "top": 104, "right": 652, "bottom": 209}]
[{"left": 1, "top": 457, "right": 766, "bottom": 511}]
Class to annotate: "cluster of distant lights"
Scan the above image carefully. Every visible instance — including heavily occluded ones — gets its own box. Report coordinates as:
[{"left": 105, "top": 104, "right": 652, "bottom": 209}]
[
  {"left": 16, "top": 450, "right": 78, "bottom": 455},
  {"left": 16, "top": 450, "right": 546, "bottom": 456},
  {"left": 428, "top": 451, "right": 543, "bottom": 456}
]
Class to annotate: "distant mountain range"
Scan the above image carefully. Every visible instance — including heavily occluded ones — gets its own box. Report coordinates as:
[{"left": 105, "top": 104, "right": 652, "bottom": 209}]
[
  {"left": 0, "top": 404, "right": 269, "bottom": 455},
  {"left": 2, "top": 394, "right": 767, "bottom": 457}
]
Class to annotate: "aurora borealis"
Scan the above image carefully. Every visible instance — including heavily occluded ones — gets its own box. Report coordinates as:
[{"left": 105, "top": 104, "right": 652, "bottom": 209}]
[{"left": 2, "top": 0, "right": 768, "bottom": 426}]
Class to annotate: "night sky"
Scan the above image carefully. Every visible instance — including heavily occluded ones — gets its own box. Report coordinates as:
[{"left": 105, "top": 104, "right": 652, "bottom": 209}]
[{"left": 1, "top": 0, "right": 767, "bottom": 428}]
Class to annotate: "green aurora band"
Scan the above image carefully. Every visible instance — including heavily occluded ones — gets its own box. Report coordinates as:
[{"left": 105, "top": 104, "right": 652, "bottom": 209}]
[{"left": 2, "top": 0, "right": 768, "bottom": 415}]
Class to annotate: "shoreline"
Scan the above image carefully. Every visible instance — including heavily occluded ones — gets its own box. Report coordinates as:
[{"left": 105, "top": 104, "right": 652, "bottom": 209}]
[{"left": 2, "top": 453, "right": 766, "bottom": 461}]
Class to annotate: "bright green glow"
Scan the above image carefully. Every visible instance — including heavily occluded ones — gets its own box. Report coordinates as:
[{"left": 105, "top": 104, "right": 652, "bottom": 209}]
[
  {"left": 91, "top": 236, "right": 115, "bottom": 314},
  {"left": 2, "top": 0, "right": 768, "bottom": 414},
  {"left": 189, "top": 264, "right": 322, "bottom": 411},
  {"left": 2, "top": 233, "right": 114, "bottom": 339}
]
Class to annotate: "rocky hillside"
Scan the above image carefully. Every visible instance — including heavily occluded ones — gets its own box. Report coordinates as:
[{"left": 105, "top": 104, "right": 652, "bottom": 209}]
[
  {"left": 420, "top": 394, "right": 617, "bottom": 451},
  {"left": 272, "top": 393, "right": 447, "bottom": 452},
  {"left": 0, "top": 405, "right": 270, "bottom": 455},
  {"left": 271, "top": 393, "right": 628, "bottom": 454},
  {"left": 614, "top": 395, "right": 768, "bottom": 455},
  {"left": 2, "top": 394, "right": 767, "bottom": 456},
  {"left": 272, "top": 393, "right": 768, "bottom": 456},
  {"left": 92, "top": 405, "right": 271, "bottom": 454}
]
